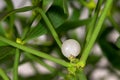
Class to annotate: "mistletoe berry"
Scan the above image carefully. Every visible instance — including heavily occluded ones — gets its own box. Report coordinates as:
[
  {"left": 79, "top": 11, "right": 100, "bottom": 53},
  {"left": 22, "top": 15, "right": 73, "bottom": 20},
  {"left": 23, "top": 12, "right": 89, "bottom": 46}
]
[{"left": 61, "top": 39, "right": 81, "bottom": 59}]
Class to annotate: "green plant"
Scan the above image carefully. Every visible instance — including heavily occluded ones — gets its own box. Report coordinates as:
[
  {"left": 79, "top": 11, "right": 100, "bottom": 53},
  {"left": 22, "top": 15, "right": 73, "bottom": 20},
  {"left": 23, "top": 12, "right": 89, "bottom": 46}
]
[{"left": 0, "top": 0, "right": 120, "bottom": 80}]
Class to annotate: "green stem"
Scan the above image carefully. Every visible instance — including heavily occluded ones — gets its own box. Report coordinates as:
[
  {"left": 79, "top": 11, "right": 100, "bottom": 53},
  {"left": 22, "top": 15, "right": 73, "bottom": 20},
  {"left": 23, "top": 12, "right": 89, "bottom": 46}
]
[
  {"left": 0, "top": 36, "right": 70, "bottom": 67},
  {"left": 38, "top": 8, "right": 62, "bottom": 48},
  {"left": 81, "top": 0, "right": 103, "bottom": 57},
  {"left": 13, "top": 48, "right": 20, "bottom": 80},
  {"left": 86, "top": 0, "right": 103, "bottom": 44},
  {"left": 79, "top": 0, "right": 113, "bottom": 67},
  {"left": 0, "top": 68, "right": 9, "bottom": 80},
  {"left": 77, "top": 69, "right": 87, "bottom": 80}
]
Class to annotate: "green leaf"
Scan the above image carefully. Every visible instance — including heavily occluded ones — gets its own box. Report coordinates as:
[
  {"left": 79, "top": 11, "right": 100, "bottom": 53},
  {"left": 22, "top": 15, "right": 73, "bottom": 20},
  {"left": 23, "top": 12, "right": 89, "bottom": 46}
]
[
  {"left": 23, "top": 22, "right": 47, "bottom": 42},
  {"left": 0, "top": 41, "right": 8, "bottom": 46},
  {"left": 5, "top": 0, "right": 14, "bottom": 10},
  {"left": 0, "top": 6, "right": 36, "bottom": 21},
  {"left": 5, "top": 0, "right": 15, "bottom": 33},
  {"left": 63, "top": 0, "right": 69, "bottom": 14},
  {"left": 42, "top": 0, "right": 54, "bottom": 12},
  {"left": 47, "top": 6, "right": 67, "bottom": 28},
  {"left": 115, "top": 37, "right": 120, "bottom": 48},
  {"left": 0, "top": 46, "right": 15, "bottom": 69},
  {"left": 70, "top": 8, "right": 81, "bottom": 21},
  {"left": 99, "top": 27, "right": 120, "bottom": 70},
  {"left": 87, "top": 54, "right": 101, "bottom": 65},
  {"left": 0, "top": 46, "right": 14, "bottom": 60},
  {"left": 56, "top": 18, "right": 91, "bottom": 33},
  {"left": 0, "top": 23, "right": 6, "bottom": 37},
  {"left": 32, "top": 0, "right": 40, "bottom": 6},
  {"left": 99, "top": 40, "right": 120, "bottom": 70},
  {"left": 53, "top": 0, "right": 68, "bottom": 14},
  {"left": 69, "top": 0, "right": 83, "bottom": 20},
  {"left": 21, "top": 15, "right": 39, "bottom": 40}
]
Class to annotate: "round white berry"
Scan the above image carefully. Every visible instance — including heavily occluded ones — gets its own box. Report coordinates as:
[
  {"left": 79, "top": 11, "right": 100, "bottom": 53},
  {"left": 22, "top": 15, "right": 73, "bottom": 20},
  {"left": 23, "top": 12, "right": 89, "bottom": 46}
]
[{"left": 61, "top": 39, "right": 81, "bottom": 58}]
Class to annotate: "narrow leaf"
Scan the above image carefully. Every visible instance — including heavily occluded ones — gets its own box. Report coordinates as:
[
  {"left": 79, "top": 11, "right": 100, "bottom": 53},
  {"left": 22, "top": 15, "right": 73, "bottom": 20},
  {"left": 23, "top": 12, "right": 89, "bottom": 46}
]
[
  {"left": 99, "top": 40, "right": 120, "bottom": 70},
  {"left": 0, "top": 6, "right": 36, "bottom": 21},
  {"left": 0, "top": 23, "right": 6, "bottom": 37},
  {"left": 53, "top": 0, "right": 68, "bottom": 14},
  {"left": 5, "top": 0, "right": 14, "bottom": 10},
  {"left": 70, "top": 8, "right": 81, "bottom": 20},
  {"left": 0, "top": 41, "right": 8, "bottom": 46},
  {"left": 87, "top": 55, "right": 101, "bottom": 65},
  {"left": 47, "top": 6, "right": 67, "bottom": 28},
  {"left": 115, "top": 36, "right": 120, "bottom": 49},
  {"left": 42, "top": 0, "right": 54, "bottom": 12},
  {"left": 0, "top": 46, "right": 14, "bottom": 60},
  {"left": 23, "top": 22, "right": 47, "bottom": 42},
  {"left": 56, "top": 18, "right": 91, "bottom": 33},
  {"left": 99, "top": 27, "right": 120, "bottom": 70}
]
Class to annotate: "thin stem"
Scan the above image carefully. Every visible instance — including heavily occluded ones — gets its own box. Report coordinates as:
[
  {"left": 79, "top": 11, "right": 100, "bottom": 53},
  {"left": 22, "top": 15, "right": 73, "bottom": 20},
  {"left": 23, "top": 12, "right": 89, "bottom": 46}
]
[
  {"left": 0, "top": 36, "right": 70, "bottom": 67},
  {"left": 81, "top": 0, "right": 103, "bottom": 58},
  {"left": 13, "top": 48, "right": 20, "bottom": 80},
  {"left": 0, "top": 68, "right": 9, "bottom": 80},
  {"left": 79, "top": 0, "right": 113, "bottom": 67},
  {"left": 38, "top": 8, "right": 62, "bottom": 48},
  {"left": 86, "top": 0, "right": 103, "bottom": 44}
]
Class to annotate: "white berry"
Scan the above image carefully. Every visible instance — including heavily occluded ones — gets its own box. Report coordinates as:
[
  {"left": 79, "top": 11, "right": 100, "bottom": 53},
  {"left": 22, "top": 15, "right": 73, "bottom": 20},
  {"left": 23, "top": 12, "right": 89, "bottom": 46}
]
[{"left": 61, "top": 39, "right": 81, "bottom": 58}]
